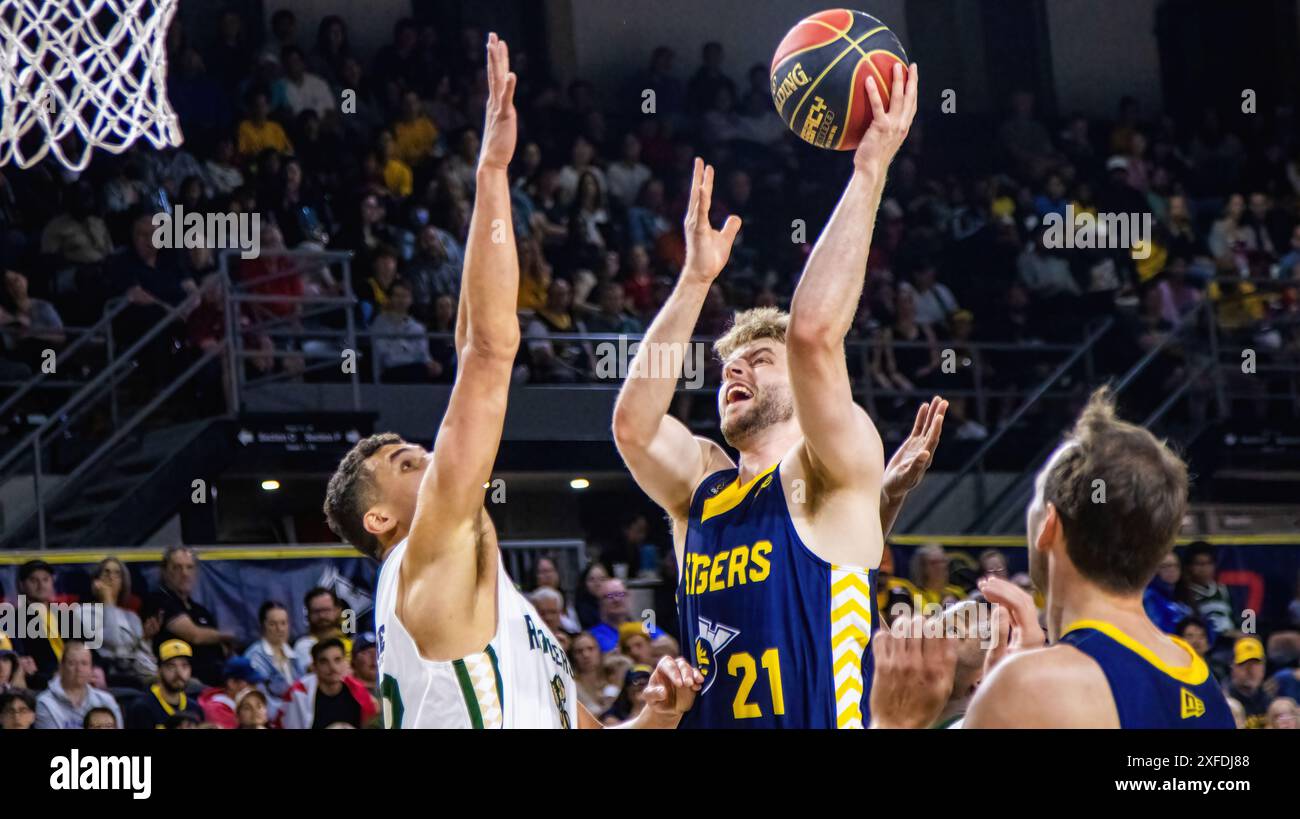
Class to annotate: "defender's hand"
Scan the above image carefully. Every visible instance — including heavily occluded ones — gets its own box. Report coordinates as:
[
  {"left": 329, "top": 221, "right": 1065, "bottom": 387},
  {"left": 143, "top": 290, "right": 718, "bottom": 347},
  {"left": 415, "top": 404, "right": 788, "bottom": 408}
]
[
  {"left": 979, "top": 575, "right": 1046, "bottom": 679},
  {"left": 869, "top": 613, "right": 956, "bottom": 728},
  {"left": 882, "top": 396, "right": 947, "bottom": 502},
  {"left": 682, "top": 158, "right": 742, "bottom": 281},
  {"left": 642, "top": 655, "right": 704, "bottom": 717},
  {"left": 479, "top": 32, "right": 518, "bottom": 171},
  {"left": 854, "top": 61, "right": 918, "bottom": 175}
]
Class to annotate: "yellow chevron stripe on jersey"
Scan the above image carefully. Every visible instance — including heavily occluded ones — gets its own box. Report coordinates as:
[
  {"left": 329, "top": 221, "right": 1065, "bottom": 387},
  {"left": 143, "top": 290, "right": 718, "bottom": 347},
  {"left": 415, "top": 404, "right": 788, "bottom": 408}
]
[
  {"left": 829, "top": 566, "right": 872, "bottom": 729},
  {"left": 700, "top": 463, "right": 779, "bottom": 522}
]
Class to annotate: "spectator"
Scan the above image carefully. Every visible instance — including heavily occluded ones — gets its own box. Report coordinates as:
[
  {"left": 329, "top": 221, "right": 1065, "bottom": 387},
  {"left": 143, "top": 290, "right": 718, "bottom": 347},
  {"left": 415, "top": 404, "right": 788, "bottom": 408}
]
[
  {"left": 978, "top": 549, "right": 1009, "bottom": 581},
  {"left": 570, "top": 632, "right": 612, "bottom": 714},
  {"left": 1226, "top": 637, "right": 1271, "bottom": 729},
  {"left": 0, "top": 688, "right": 37, "bottom": 730},
  {"left": 84, "top": 557, "right": 156, "bottom": 687},
  {"left": 527, "top": 587, "right": 570, "bottom": 639},
  {"left": 617, "top": 622, "right": 654, "bottom": 665},
  {"left": 260, "top": 8, "right": 299, "bottom": 66},
  {"left": 205, "top": 9, "right": 252, "bottom": 89},
  {"left": 532, "top": 557, "right": 581, "bottom": 633},
  {"left": 358, "top": 246, "right": 400, "bottom": 321},
  {"left": 127, "top": 639, "right": 202, "bottom": 729},
  {"left": 378, "top": 130, "right": 414, "bottom": 198},
  {"left": 243, "top": 601, "right": 306, "bottom": 699},
  {"left": 1183, "top": 542, "right": 1240, "bottom": 647},
  {"left": 393, "top": 91, "right": 439, "bottom": 168},
  {"left": 871, "top": 286, "right": 940, "bottom": 396},
  {"left": 909, "top": 544, "right": 966, "bottom": 607},
  {"left": 607, "top": 134, "right": 651, "bottom": 210},
  {"left": 575, "top": 562, "right": 610, "bottom": 629},
  {"left": 236, "top": 688, "right": 271, "bottom": 729},
  {"left": 405, "top": 225, "right": 462, "bottom": 317},
  {"left": 310, "top": 16, "right": 352, "bottom": 87},
  {"left": 1266, "top": 697, "right": 1298, "bottom": 730},
  {"left": 0, "top": 635, "right": 27, "bottom": 693},
  {"left": 601, "top": 663, "right": 652, "bottom": 724},
  {"left": 292, "top": 588, "right": 351, "bottom": 661},
  {"left": 686, "top": 41, "right": 736, "bottom": 117},
  {"left": 237, "top": 90, "right": 293, "bottom": 158},
  {"left": 525, "top": 278, "right": 596, "bottom": 382},
  {"left": 145, "top": 545, "right": 235, "bottom": 687},
  {"left": 83, "top": 707, "right": 119, "bottom": 729},
  {"left": 14, "top": 559, "right": 61, "bottom": 690},
  {"left": 204, "top": 136, "right": 244, "bottom": 196},
  {"left": 1143, "top": 552, "right": 1195, "bottom": 634},
  {"left": 588, "top": 578, "right": 663, "bottom": 652},
  {"left": 281, "top": 638, "right": 377, "bottom": 729},
  {"left": 35, "top": 641, "right": 123, "bottom": 729},
  {"left": 39, "top": 181, "right": 113, "bottom": 265},
  {"left": 1018, "top": 227, "right": 1081, "bottom": 300},
  {"left": 556, "top": 136, "right": 607, "bottom": 208},
  {"left": 371, "top": 279, "right": 441, "bottom": 382},
  {"left": 350, "top": 633, "right": 378, "bottom": 698},
  {"left": 274, "top": 46, "right": 335, "bottom": 118},
  {"left": 1276, "top": 224, "right": 1300, "bottom": 280},
  {"left": 583, "top": 282, "right": 643, "bottom": 334},
  {"left": 1173, "top": 616, "right": 1221, "bottom": 677},
  {"left": 1, "top": 268, "right": 65, "bottom": 374},
  {"left": 198, "top": 656, "right": 267, "bottom": 729},
  {"left": 901, "top": 261, "right": 959, "bottom": 329},
  {"left": 998, "top": 90, "right": 1060, "bottom": 178}
]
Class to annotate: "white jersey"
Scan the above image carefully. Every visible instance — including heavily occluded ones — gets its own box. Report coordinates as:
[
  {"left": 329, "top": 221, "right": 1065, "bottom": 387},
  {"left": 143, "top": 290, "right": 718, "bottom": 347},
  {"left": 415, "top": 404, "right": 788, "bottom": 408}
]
[{"left": 374, "top": 538, "right": 578, "bottom": 728}]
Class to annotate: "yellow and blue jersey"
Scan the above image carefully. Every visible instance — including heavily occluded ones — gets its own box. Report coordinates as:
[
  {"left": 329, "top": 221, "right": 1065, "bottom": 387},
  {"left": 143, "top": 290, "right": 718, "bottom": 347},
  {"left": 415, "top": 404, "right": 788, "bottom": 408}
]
[
  {"left": 677, "top": 462, "right": 877, "bottom": 729},
  {"left": 1059, "top": 620, "right": 1234, "bottom": 729}
]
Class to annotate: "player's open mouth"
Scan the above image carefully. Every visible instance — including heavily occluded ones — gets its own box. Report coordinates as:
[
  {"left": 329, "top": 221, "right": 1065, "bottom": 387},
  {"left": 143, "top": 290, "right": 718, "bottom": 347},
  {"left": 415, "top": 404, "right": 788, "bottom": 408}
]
[{"left": 725, "top": 385, "right": 754, "bottom": 405}]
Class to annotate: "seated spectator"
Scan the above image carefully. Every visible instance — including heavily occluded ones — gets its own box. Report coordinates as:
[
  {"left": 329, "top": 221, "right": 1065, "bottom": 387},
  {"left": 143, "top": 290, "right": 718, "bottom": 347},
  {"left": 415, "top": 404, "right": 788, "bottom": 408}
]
[
  {"left": 0, "top": 634, "right": 27, "bottom": 693},
  {"left": 236, "top": 688, "right": 272, "bottom": 729},
  {"left": 84, "top": 557, "right": 156, "bottom": 687},
  {"left": 607, "top": 134, "right": 652, "bottom": 210},
  {"left": 83, "top": 707, "right": 119, "bottom": 729},
  {"left": 404, "top": 225, "right": 461, "bottom": 320},
  {"left": 274, "top": 46, "right": 335, "bottom": 118},
  {"left": 1276, "top": 224, "right": 1300, "bottom": 280},
  {"left": 378, "top": 130, "right": 414, "bottom": 198},
  {"left": 0, "top": 688, "right": 37, "bottom": 730},
  {"left": 237, "top": 90, "right": 294, "bottom": 158},
  {"left": 35, "top": 641, "right": 124, "bottom": 729},
  {"left": 127, "top": 639, "right": 203, "bottom": 729},
  {"left": 1207, "top": 194, "right": 1256, "bottom": 273},
  {"left": 350, "top": 633, "right": 378, "bottom": 699},
  {"left": 582, "top": 282, "right": 643, "bottom": 335},
  {"left": 909, "top": 544, "right": 966, "bottom": 608},
  {"left": 1227, "top": 637, "right": 1271, "bottom": 729},
  {"left": 204, "top": 136, "right": 244, "bottom": 196},
  {"left": 243, "top": 602, "right": 306, "bottom": 699},
  {"left": 371, "top": 279, "right": 441, "bottom": 383},
  {"left": 146, "top": 546, "right": 236, "bottom": 688},
  {"left": 565, "top": 171, "right": 612, "bottom": 270},
  {"left": 1142, "top": 552, "right": 1195, "bottom": 634},
  {"left": 1183, "top": 542, "right": 1240, "bottom": 649},
  {"left": 281, "top": 638, "right": 378, "bottom": 729},
  {"left": 1174, "top": 616, "right": 1222, "bottom": 680},
  {"left": 556, "top": 135, "right": 607, "bottom": 208},
  {"left": 358, "top": 246, "right": 401, "bottom": 323},
  {"left": 617, "top": 622, "right": 654, "bottom": 666},
  {"left": 998, "top": 90, "right": 1060, "bottom": 178},
  {"left": 14, "top": 559, "right": 62, "bottom": 690},
  {"left": 393, "top": 91, "right": 439, "bottom": 168},
  {"left": 533, "top": 556, "right": 581, "bottom": 633},
  {"left": 1266, "top": 697, "right": 1298, "bottom": 730},
  {"left": 900, "top": 261, "right": 959, "bottom": 330},
  {"left": 528, "top": 587, "right": 570, "bottom": 640},
  {"left": 978, "top": 549, "right": 1009, "bottom": 581},
  {"left": 525, "top": 279, "right": 596, "bottom": 382},
  {"left": 293, "top": 588, "right": 353, "bottom": 661},
  {"left": 1017, "top": 227, "right": 1081, "bottom": 300},
  {"left": 575, "top": 563, "right": 610, "bottom": 629},
  {"left": 199, "top": 656, "right": 267, "bottom": 729},
  {"left": 40, "top": 181, "right": 113, "bottom": 265},
  {"left": 600, "top": 663, "right": 651, "bottom": 725},
  {"left": 588, "top": 578, "right": 664, "bottom": 652},
  {"left": 1, "top": 268, "right": 65, "bottom": 373},
  {"left": 570, "top": 632, "right": 612, "bottom": 715},
  {"left": 871, "top": 286, "right": 940, "bottom": 395}
]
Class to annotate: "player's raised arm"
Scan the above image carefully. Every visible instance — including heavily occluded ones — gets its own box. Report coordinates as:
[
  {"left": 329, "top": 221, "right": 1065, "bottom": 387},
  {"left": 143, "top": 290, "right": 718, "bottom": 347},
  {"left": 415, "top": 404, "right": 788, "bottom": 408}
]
[
  {"left": 785, "top": 62, "right": 917, "bottom": 489},
  {"left": 408, "top": 33, "right": 520, "bottom": 561},
  {"left": 611, "top": 159, "right": 740, "bottom": 520}
]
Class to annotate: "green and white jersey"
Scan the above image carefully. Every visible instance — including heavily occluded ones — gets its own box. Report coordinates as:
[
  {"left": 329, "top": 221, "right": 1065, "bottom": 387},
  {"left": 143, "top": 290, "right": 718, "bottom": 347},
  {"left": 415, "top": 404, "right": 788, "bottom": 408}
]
[{"left": 375, "top": 538, "right": 578, "bottom": 729}]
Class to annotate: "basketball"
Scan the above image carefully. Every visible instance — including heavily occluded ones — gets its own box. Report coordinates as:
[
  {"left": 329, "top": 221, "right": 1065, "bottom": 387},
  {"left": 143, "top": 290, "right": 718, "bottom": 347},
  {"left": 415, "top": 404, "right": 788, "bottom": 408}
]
[{"left": 770, "top": 8, "right": 908, "bottom": 150}]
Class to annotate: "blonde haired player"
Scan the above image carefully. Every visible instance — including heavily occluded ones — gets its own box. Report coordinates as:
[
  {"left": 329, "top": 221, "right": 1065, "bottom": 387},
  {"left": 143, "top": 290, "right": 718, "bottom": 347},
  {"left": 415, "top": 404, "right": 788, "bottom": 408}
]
[
  {"left": 613, "top": 62, "right": 941, "bottom": 727},
  {"left": 323, "top": 34, "right": 700, "bottom": 729}
]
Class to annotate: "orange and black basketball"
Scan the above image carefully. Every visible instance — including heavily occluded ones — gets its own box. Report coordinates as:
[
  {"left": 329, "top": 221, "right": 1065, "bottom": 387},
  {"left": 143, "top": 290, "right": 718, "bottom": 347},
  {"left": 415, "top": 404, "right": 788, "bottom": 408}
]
[{"left": 770, "top": 8, "right": 908, "bottom": 151}]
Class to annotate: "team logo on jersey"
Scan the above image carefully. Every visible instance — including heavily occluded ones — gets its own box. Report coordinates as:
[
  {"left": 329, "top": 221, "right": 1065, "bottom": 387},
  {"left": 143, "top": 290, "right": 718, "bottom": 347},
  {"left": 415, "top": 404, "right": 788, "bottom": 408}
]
[
  {"left": 1179, "top": 687, "right": 1206, "bottom": 719},
  {"left": 694, "top": 617, "right": 740, "bottom": 694}
]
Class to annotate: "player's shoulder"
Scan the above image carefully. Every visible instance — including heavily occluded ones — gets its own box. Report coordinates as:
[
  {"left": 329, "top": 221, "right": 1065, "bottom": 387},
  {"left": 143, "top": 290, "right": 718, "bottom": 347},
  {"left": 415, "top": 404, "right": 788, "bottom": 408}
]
[{"left": 966, "top": 643, "right": 1114, "bottom": 728}]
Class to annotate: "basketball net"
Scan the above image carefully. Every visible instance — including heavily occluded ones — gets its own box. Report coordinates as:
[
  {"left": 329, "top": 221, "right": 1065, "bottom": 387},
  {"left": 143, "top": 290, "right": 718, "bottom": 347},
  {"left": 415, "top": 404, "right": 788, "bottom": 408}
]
[{"left": 0, "top": 0, "right": 183, "bottom": 171}]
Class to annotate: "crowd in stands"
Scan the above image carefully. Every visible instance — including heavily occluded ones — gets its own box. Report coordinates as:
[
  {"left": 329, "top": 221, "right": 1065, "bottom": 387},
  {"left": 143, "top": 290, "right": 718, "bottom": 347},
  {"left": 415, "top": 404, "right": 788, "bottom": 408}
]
[
  {"left": 2, "top": 538, "right": 1298, "bottom": 729},
  {"left": 2, "top": 8, "right": 1298, "bottom": 442}
]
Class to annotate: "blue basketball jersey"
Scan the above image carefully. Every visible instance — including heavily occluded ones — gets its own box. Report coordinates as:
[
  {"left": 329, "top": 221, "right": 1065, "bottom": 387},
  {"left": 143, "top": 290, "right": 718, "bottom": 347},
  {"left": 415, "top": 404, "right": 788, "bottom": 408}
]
[
  {"left": 1059, "top": 620, "right": 1234, "bottom": 729},
  {"left": 677, "top": 462, "right": 877, "bottom": 729}
]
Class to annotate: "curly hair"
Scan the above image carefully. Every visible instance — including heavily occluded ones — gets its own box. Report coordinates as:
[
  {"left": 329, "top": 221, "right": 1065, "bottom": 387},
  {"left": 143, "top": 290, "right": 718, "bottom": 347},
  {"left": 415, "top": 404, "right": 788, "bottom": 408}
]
[{"left": 323, "top": 432, "right": 404, "bottom": 560}]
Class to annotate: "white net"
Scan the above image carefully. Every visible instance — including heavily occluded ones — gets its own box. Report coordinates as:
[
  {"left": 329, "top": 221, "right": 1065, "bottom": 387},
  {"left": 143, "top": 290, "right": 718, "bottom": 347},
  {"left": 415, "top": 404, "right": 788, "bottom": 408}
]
[{"left": 0, "top": 0, "right": 182, "bottom": 171}]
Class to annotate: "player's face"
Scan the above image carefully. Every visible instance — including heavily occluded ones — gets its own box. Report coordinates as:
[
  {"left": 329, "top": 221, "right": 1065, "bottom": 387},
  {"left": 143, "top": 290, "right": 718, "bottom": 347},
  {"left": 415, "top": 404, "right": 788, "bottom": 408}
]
[
  {"left": 718, "top": 340, "right": 794, "bottom": 448},
  {"left": 367, "top": 442, "right": 431, "bottom": 533}
]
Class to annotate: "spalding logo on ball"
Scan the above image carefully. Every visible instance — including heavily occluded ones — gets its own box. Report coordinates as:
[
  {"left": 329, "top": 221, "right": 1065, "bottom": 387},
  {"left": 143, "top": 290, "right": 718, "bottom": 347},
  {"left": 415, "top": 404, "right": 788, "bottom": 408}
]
[{"left": 771, "top": 8, "right": 908, "bottom": 150}]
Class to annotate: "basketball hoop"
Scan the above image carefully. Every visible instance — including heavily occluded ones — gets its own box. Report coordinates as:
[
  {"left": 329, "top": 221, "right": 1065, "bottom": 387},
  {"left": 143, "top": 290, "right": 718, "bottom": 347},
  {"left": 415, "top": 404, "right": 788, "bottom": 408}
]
[{"left": 0, "top": 0, "right": 182, "bottom": 171}]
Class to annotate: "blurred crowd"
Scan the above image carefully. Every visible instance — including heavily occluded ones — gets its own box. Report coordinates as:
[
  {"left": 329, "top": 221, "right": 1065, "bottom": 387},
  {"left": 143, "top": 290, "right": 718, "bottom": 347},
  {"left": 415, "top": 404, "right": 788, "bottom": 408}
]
[
  {"left": 3, "top": 7, "right": 1299, "bottom": 441},
  {"left": 2, "top": 539, "right": 1298, "bottom": 729}
]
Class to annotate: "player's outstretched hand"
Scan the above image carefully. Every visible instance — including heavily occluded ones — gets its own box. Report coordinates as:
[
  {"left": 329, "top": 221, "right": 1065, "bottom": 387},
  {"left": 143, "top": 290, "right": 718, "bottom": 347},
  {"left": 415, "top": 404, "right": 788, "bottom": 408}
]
[
  {"left": 869, "top": 613, "right": 956, "bottom": 728},
  {"left": 479, "top": 32, "right": 518, "bottom": 171},
  {"left": 642, "top": 655, "right": 704, "bottom": 719},
  {"left": 883, "top": 395, "right": 947, "bottom": 502},
  {"left": 854, "top": 61, "right": 918, "bottom": 175},
  {"left": 978, "top": 575, "right": 1047, "bottom": 679},
  {"left": 682, "top": 158, "right": 742, "bottom": 282}
]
